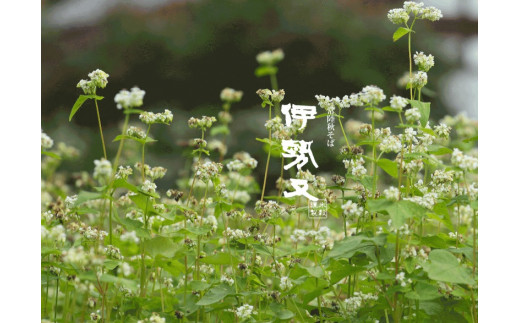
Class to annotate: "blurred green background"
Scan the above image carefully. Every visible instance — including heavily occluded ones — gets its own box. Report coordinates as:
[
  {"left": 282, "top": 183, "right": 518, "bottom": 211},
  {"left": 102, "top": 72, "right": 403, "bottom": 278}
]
[{"left": 42, "top": 0, "right": 477, "bottom": 194}]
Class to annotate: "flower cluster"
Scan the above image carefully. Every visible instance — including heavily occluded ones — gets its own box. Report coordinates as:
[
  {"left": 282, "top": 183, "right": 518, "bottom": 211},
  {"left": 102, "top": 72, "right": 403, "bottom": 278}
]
[
  {"left": 343, "top": 157, "right": 367, "bottom": 177},
  {"left": 451, "top": 148, "right": 478, "bottom": 171},
  {"left": 256, "top": 89, "right": 285, "bottom": 103},
  {"left": 342, "top": 200, "right": 364, "bottom": 218},
  {"left": 344, "top": 292, "right": 378, "bottom": 317},
  {"left": 41, "top": 130, "right": 54, "bottom": 150},
  {"left": 115, "top": 166, "right": 133, "bottom": 180},
  {"left": 388, "top": 2, "right": 443, "bottom": 24},
  {"left": 139, "top": 109, "right": 173, "bottom": 125},
  {"left": 195, "top": 161, "right": 223, "bottom": 183},
  {"left": 256, "top": 48, "right": 284, "bottom": 65},
  {"left": 114, "top": 87, "right": 146, "bottom": 110},
  {"left": 223, "top": 228, "right": 249, "bottom": 241},
  {"left": 414, "top": 51, "right": 435, "bottom": 72},
  {"left": 411, "top": 71, "right": 428, "bottom": 88},
  {"left": 226, "top": 152, "right": 258, "bottom": 171},
  {"left": 389, "top": 95, "right": 408, "bottom": 111},
  {"left": 77, "top": 69, "right": 109, "bottom": 94},
  {"left": 220, "top": 87, "right": 243, "bottom": 103},
  {"left": 141, "top": 180, "right": 157, "bottom": 194},
  {"left": 188, "top": 116, "right": 217, "bottom": 130},
  {"left": 126, "top": 126, "right": 147, "bottom": 139},
  {"left": 93, "top": 159, "right": 112, "bottom": 180},
  {"left": 255, "top": 200, "right": 288, "bottom": 221}
]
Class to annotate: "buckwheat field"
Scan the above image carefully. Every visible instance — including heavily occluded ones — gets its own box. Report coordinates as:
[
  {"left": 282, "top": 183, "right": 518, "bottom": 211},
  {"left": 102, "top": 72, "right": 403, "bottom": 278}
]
[{"left": 41, "top": 1, "right": 478, "bottom": 322}]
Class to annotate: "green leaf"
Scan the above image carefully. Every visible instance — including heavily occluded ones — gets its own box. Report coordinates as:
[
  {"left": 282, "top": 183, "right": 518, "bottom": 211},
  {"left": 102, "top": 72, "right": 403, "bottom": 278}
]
[
  {"left": 270, "top": 303, "right": 295, "bottom": 320},
  {"left": 190, "top": 280, "right": 211, "bottom": 291},
  {"left": 144, "top": 236, "right": 176, "bottom": 258},
  {"left": 41, "top": 150, "right": 61, "bottom": 159},
  {"left": 196, "top": 285, "right": 234, "bottom": 305},
  {"left": 427, "top": 145, "right": 453, "bottom": 155},
  {"left": 377, "top": 158, "right": 398, "bottom": 178},
  {"left": 255, "top": 65, "right": 278, "bottom": 77},
  {"left": 112, "top": 178, "right": 139, "bottom": 193},
  {"left": 129, "top": 193, "right": 152, "bottom": 211},
  {"left": 382, "top": 106, "right": 401, "bottom": 113},
  {"left": 69, "top": 95, "right": 103, "bottom": 121},
  {"left": 99, "top": 274, "right": 138, "bottom": 291},
  {"left": 393, "top": 27, "right": 411, "bottom": 42},
  {"left": 210, "top": 125, "right": 230, "bottom": 136},
  {"left": 326, "top": 236, "right": 363, "bottom": 259},
  {"left": 463, "top": 135, "right": 478, "bottom": 143},
  {"left": 367, "top": 199, "right": 427, "bottom": 228},
  {"left": 41, "top": 247, "right": 61, "bottom": 257},
  {"left": 75, "top": 191, "right": 104, "bottom": 206},
  {"left": 298, "top": 264, "right": 324, "bottom": 278},
  {"left": 422, "top": 249, "right": 475, "bottom": 285},
  {"left": 200, "top": 252, "right": 238, "bottom": 265},
  {"left": 103, "top": 259, "right": 121, "bottom": 270},
  {"left": 409, "top": 100, "right": 430, "bottom": 127},
  {"left": 113, "top": 134, "right": 157, "bottom": 144},
  {"left": 420, "top": 235, "right": 448, "bottom": 249},
  {"left": 405, "top": 282, "right": 441, "bottom": 301}
]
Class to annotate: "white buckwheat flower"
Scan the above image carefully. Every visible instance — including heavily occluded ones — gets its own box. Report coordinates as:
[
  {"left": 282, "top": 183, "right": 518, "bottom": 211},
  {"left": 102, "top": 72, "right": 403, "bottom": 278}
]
[
  {"left": 403, "top": 1, "right": 424, "bottom": 15},
  {"left": 256, "top": 48, "right": 284, "bottom": 65},
  {"left": 220, "top": 87, "right": 243, "bottom": 103},
  {"left": 388, "top": 8, "right": 409, "bottom": 25},
  {"left": 413, "top": 51, "right": 435, "bottom": 72},
  {"left": 88, "top": 69, "right": 109, "bottom": 88},
  {"left": 41, "top": 131, "right": 54, "bottom": 150},
  {"left": 65, "top": 195, "right": 78, "bottom": 208},
  {"left": 379, "top": 135, "right": 402, "bottom": 153},
  {"left": 396, "top": 271, "right": 412, "bottom": 287},
  {"left": 114, "top": 87, "right": 146, "bottom": 110},
  {"left": 411, "top": 71, "right": 428, "bottom": 88},
  {"left": 77, "top": 79, "right": 96, "bottom": 95},
  {"left": 405, "top": 107, "right": 421, "bottom": 123},
  {"left": 235, "top": 304, "right": 255, "bottom": 319},
  {"left": 384, "top": 186, "right": 400, "bottom": 201},
  {"left": 421, "top": 6, "right": 443, "bottom": 21},
  {"left": 342, "top": 200, "right": 363, "bottom": 217},
  {"left": 127, "top": 126, "right": 147, "bottom": 139},
  {"left": 221, "top": 274, "right": 235, "bottom": 286},
  {"left": 280, "top": 276, "right": 293, "bottom": 291},
  {"left": 315, "top": 95, "right": 335, "bottom": 113},
  {"left": 451, "top": 148, "right": 478, "bottom": 171},
  {"left": 115, "top": 166, "right": 133, "bottom": 179},
  {"left": 351, "top": 158, "right": 367, "bottom": 177},
  {"left": 141, "top": 180, "right": 157, "bottom": 194},
  {"left": 139, "top": 112, "right": 156, "bottom": 124},
  {"left": 93, "top": 159, "right": 112, "bottom": 180},
  {"left": 389, "top": 95, "right": 408, "bottom": 111},
  {"left": 360, "top": 85, "right": 386, "bottom": 105},
  {"left": 434, "top": 123, "right": 451, "bottom": 139}
]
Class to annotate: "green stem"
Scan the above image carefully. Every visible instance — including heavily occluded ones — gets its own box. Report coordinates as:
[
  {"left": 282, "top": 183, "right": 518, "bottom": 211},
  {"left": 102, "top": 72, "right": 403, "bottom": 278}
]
[
  {"left": 260, "top": 106, "right": 273, "bottom": 201},
  {"left": 371, "top": 109, "right": 377, "bottom": 195},
  {"left": 94, "top": 99, "right": 107, "bottom": 160},
  {"left": 187, "top": 130, "right": 205, "bottom": 201},
  {"left": 54, "top": 272, "right": 60, "bottom": 323},
  {"left": 269, "top": 73, "right": 281, "bottom": 117},
  {"left": 337, "top": 110, "right": 351, "bottom": 149},
  {"left": 141, "top": 124, "right": 151, "bottom": 183},
  {"left": 406, "top": 18, "right": 417, "bottom": 101},
  {"left": 140, "top": 198, "right": 150, "bottom": 298},
  {"left": 107, "top": 113, "right": 131, "bottom": 245},
  {"left": 113, "top": 113, "right": 130, "bottom": 171}
]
